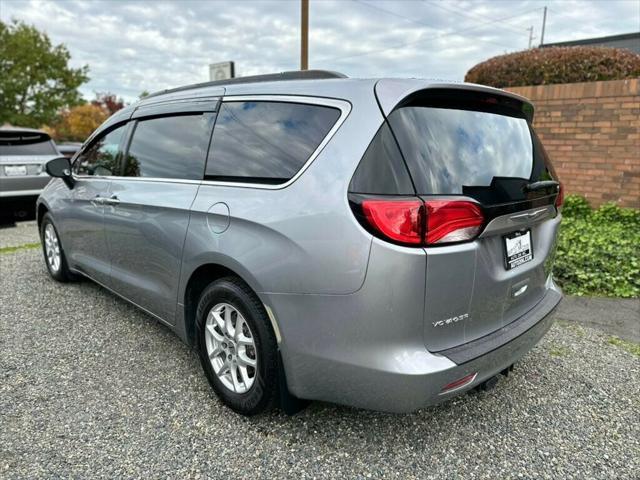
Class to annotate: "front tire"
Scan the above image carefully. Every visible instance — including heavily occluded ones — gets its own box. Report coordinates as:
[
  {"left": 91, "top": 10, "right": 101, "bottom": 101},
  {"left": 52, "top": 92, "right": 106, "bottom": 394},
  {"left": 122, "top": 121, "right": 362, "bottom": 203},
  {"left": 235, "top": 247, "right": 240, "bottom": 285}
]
[
  {"left": 40, "top": 213, "right": 75, "bottom": 282},
  {"left": 196, "top": 277, "right": 279, "bottom": 416}
]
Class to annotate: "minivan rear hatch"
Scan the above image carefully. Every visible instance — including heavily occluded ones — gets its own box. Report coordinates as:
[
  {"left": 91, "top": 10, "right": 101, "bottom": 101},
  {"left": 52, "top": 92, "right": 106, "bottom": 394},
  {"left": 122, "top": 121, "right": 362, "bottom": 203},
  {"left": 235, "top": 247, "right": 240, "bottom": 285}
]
[{"left": 375, "top": 81, "right": 562, "bottom": 352}]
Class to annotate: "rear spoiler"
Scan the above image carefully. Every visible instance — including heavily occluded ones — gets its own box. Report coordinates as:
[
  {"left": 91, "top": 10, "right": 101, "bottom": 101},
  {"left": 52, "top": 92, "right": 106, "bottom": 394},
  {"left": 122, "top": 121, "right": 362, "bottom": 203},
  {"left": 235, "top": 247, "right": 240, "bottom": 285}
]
[{"left": 374, "top": 79, "right": 534, "bottom": 122}]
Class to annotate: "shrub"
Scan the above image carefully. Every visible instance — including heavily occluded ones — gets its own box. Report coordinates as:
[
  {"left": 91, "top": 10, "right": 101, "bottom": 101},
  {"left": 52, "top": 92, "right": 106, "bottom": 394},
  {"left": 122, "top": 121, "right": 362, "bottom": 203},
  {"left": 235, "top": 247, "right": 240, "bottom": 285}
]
[
  {"left": 554, "top": 195, "right": 640, "bottom": 298},
  {"left": 464, "top": 46, "right": 640, "bottom": 88},
  {"left": 592, "top": 202, "right": 640, "bottom": 228},
  {"left": 561, "top": 195, "right": 591, "bottom": 219}
]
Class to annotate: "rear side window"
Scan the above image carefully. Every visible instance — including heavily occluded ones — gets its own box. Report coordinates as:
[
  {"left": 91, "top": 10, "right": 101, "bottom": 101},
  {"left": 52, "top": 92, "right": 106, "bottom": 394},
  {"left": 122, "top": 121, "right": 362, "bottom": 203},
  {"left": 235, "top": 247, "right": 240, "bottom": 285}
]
[
  {"left": 0, "top": 132, "right": 57, "bottom": 156},
  {"left": 387, "top": 96, "right": 559, "bottom": 205},
  {"left": 123, "top": 114, "right": 214, "bottom": 179},
  {"left": 205, "top": 101, "right": 340, "bottom": 184}
]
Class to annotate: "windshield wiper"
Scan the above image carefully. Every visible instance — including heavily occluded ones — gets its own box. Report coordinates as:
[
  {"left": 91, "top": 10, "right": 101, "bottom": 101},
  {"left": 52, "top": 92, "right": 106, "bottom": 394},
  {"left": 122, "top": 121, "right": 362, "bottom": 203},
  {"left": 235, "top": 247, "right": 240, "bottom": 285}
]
[{"left": 523, "top": 180, "right": 559, "bottom": 193}]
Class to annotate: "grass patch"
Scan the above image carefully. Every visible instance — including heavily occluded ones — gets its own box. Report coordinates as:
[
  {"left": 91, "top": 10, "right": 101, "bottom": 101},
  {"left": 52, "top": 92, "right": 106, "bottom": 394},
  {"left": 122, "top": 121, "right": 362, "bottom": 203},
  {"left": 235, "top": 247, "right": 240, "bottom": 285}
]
[
  {"left": 549, "top": 346, "right": 570, "bottom": 357},
  {"left": 554, "top": 196, "right": 639, "bottom": 298},
  {"left": 0, "top": 242, "right": 41, "bottom": 254},
  {"left": 607, "top": 337, "right": 640, "bottom": 357},
  {"left": 557, "top": 321, "right": 586, "bottom": 338}
]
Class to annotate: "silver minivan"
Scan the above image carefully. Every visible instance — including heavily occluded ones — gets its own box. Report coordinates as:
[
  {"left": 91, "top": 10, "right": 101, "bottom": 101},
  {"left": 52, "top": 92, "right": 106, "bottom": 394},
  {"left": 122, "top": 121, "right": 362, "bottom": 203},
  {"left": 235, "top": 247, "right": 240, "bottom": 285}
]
[{"left": 37, "top": 71, "right": 563, "bottom": 416}]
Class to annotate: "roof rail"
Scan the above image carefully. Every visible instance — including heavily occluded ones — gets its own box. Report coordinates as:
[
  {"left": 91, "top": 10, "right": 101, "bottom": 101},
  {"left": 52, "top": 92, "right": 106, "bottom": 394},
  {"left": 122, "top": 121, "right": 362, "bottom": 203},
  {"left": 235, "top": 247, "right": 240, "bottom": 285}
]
[{"left": 145, "top": 70, "right": 347, "bottom": 99}]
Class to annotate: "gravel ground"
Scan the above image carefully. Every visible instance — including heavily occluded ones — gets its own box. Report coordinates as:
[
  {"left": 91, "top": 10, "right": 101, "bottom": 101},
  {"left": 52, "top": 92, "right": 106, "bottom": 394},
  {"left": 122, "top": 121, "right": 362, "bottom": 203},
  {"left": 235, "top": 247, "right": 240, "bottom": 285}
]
[
  {"left": 1, "top": 228, "right": 639, "bottom": 479},
  {"left": 0, "top": 221, "right": 40, "bottom": 249}
]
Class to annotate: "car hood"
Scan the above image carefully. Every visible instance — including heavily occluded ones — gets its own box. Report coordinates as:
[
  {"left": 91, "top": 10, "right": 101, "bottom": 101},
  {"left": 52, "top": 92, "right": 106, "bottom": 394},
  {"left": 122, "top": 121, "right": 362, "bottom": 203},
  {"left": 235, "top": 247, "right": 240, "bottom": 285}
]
[{"left": 0, "top": 155, "right": 60, "bottom": 164}]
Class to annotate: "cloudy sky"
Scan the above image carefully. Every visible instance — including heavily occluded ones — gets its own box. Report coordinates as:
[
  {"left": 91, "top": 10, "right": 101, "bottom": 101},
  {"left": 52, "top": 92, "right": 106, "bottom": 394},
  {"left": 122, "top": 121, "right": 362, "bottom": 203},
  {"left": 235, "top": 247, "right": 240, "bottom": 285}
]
[{"left": 1, "top": 0, "right": 638, "bottom": 101}]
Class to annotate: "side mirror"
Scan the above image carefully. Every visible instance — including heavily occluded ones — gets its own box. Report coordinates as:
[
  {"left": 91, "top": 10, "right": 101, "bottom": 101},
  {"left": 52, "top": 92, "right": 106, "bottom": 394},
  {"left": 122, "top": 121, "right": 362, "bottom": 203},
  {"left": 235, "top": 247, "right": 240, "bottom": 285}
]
[{"left": 45, "top": 157, "right": 74, "bottom": 189}]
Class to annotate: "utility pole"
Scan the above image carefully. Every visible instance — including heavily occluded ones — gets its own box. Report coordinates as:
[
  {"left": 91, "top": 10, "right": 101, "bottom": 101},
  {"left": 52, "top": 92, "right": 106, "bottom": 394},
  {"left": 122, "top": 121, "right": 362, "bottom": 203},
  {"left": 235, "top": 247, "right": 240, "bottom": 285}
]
[
  {"left": 527, "top": 26, "right": 536, "bottom": 49},
  {"left": 540, "top": 6, "right": 547, "bottom": 46},
  {"left": 301, "top": 0, "right": 309, "bottom": 70}
]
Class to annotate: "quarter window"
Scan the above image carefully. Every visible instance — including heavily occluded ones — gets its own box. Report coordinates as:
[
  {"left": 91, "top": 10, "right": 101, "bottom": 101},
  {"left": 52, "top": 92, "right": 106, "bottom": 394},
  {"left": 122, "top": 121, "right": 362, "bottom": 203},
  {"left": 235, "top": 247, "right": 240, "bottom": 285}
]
[
  {"left": 74, "top": 125, "right": 126, "bottom": 176},
  {"left": 205, "top": 101, "right": 341, "bottom": 184},
  {"left": 123, "top": 114, "right": 215, "bottom": 180}
]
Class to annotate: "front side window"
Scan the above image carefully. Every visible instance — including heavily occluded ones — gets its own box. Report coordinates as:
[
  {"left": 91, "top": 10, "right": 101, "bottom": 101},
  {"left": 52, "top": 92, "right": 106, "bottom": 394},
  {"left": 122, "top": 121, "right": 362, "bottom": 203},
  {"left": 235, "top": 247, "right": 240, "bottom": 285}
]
[
  {"left": 205, "top": 101, "right": 341, "bottom": 184},
  {"left": 122, "top": 114, "right": 214, "bottom": 180},
  {"left": 74, "top": 125, "right": 126, "bottom": 176}
]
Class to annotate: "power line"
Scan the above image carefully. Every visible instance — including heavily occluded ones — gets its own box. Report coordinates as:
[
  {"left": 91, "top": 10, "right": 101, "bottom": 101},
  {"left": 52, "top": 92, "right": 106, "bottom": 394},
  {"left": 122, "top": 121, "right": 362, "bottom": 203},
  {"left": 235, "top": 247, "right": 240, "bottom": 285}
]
[
  {"left": 318, "top": 6, "right": 542, "bottom": 63},
  {"left": 351, "top": 0, "right": 434, "bottom": 29},
  {"left": 350, "top": 0, "right": 516, "bottom": 50},
  {"left": 420, "top": 0, "right": 532, "bottom": 35}
]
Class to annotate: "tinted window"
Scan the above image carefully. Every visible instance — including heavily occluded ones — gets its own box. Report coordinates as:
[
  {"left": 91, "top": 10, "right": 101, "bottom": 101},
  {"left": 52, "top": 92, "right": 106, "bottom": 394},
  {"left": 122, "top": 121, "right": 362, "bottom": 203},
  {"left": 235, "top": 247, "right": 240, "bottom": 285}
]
[
  {"left": 123, "top": 114, "right": 214, "bottom": 179},
  {"left": 206, "top": 101, "right": 340, "bottom": 183},
  {"left": 74, "top": 125, "right": 126, "bottom": 176},
  {"left": 0, "top": 133, "right": 57, "bottom": 156},
  {"left": 349, "top": 122, "right": 414, "bottom": 195},
  {"left": 389, "top": 107, "right": 535, "bottom": 199}
]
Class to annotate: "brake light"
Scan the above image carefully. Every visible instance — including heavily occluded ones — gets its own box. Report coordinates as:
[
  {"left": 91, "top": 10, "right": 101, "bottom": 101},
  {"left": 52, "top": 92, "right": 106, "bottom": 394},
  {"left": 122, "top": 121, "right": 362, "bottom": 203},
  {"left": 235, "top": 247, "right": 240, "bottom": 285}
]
[
  {"left": 555, "top": 182, "right": 564, "bottom": 208},
  {"left": 424, "top": 200, "right": 484, "bottom": 244},
  {"left": 361, "top": 199, "right": 424, "bottom": 245},
  {"left": 357, "top": 198, "right": 484, "bottom": 246}
]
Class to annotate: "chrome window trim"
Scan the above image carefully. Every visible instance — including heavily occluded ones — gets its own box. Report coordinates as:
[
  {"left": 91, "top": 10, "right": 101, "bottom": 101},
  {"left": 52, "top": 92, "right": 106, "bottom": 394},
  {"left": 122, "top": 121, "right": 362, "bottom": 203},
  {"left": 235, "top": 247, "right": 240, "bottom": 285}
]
[{"left": 72, "top": 95, "right": 352, "bottom": 190}]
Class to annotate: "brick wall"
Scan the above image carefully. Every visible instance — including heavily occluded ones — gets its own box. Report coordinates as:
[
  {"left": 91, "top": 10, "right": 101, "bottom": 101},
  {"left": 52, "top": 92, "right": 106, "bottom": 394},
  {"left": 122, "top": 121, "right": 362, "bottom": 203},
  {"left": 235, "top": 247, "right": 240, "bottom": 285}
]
[{"left": 507, "top": 79, "right": 639, "bottom": 208}]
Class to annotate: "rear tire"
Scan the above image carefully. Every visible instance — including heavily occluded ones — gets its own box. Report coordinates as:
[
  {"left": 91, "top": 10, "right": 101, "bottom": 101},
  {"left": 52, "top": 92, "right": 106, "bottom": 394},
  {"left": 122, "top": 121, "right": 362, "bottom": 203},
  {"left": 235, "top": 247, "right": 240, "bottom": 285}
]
[
  {"left": 40, "top": 213, "right": 76, "bottom": 282},
  {"left": 196, "top": 277, "right": 279, "bottom": 416}
]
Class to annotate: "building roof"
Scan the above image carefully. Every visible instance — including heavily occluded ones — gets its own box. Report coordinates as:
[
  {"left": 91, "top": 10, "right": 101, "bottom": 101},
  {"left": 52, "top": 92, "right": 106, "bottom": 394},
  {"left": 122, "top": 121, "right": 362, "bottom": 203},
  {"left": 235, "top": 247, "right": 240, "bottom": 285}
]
[{"left": 541, "top": 32, "right": 640, "bottom": 50}]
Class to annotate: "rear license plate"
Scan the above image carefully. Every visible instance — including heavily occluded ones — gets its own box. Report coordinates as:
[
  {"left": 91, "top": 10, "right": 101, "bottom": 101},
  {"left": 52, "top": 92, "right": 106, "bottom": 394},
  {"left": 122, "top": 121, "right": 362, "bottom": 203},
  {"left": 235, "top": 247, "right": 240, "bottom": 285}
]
[
  {"left": 4, "top": 165, "right": 27, "bottom": 176},
  {"left": 504, "top": 230, "right": 533, "bottom": 270}
]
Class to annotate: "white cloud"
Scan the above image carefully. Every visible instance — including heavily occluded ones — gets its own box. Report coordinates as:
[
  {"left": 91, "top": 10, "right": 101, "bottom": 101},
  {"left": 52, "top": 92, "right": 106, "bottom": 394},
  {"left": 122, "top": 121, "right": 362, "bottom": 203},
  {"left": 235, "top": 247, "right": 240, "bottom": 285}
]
[{"left": 1, "top": 0, "right": 637, "bottom": 101}]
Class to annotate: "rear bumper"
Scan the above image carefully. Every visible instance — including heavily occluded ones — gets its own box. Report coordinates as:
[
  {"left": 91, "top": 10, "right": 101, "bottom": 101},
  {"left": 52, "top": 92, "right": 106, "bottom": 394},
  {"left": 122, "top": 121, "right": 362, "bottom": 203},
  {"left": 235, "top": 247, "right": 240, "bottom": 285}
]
[
  {"left": 0, "top": 175, "right": 50, "bottom": 197},
  {"left": 269, "top": 271, "right": 561, "bottom": 413},
  {"left": 0, "top": 176, "right": 49, "bottom": 221}
]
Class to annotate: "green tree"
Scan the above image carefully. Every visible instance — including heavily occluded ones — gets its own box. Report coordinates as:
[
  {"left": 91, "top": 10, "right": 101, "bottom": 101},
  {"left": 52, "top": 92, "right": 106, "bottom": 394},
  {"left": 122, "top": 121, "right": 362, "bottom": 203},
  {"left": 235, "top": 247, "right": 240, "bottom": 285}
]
[{"left": 0, "top": 20, "right": 89, "bottom": 128}]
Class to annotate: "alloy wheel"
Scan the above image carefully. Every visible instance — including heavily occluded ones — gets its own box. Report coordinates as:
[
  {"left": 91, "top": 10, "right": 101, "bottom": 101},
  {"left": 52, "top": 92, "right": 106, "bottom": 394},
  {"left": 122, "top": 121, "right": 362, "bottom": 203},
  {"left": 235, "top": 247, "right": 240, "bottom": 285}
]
[
  {"left": 204, "top": 303, "right": 258, "bottom": 394},
  {"left": 44, "top": 223, "right": 61, "bottom": 273}
]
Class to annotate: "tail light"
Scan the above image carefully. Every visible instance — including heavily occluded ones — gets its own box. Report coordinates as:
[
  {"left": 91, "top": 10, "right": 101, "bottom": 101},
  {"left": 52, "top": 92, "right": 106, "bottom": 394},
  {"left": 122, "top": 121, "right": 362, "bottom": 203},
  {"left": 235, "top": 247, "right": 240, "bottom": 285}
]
[
  {"left": 361, "top": 199, "right": 424, "bottom": 245},
  {"left": 555, "top": 182, "right": 564, "bottom": 208},
  {"left": 354, "top": 196, "right": 484, "bottom": 247},
  {"left": 424, "top": 200, "right": 484, "bottom": 244}
]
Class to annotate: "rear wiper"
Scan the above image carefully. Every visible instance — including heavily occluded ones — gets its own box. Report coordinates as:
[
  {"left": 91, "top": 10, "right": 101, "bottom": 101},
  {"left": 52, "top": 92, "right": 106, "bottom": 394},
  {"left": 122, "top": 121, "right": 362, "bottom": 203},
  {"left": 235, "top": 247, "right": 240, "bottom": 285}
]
[{"left": 523, "top": 180, "right": 559, "bottom": 193}]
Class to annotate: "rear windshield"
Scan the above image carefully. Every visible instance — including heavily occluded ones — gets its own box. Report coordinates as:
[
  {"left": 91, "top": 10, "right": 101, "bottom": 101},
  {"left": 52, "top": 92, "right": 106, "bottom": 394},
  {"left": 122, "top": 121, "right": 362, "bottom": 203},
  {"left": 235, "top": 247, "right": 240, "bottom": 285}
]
[
  {"left": 388, "top": 106, "right": 536, "bottom": 197},
  {"left": 0, "top": 133, "right": 57, "bottom": 156}
]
